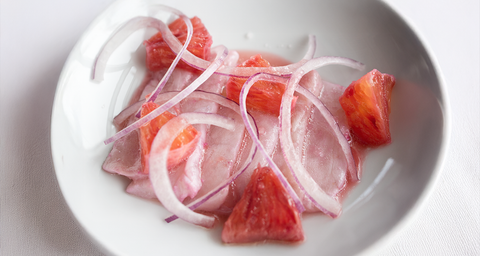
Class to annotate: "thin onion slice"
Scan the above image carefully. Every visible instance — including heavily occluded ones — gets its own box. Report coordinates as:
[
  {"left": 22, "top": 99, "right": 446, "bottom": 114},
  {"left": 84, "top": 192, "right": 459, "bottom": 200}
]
[
  {"left": 164, "top": 90, "right": 258, "bottom": 222},
  {"left": 279, "top": 57, "right": 364, "bottom": 217},
  {"left": 149, "top": 112, "right": 237, "bottom": 228},
  {"left": 239, "top": 73, "right": 305, "bottom": 213},
  {"left": 104, "top": 45, "right": 228, "bottom": 145}
]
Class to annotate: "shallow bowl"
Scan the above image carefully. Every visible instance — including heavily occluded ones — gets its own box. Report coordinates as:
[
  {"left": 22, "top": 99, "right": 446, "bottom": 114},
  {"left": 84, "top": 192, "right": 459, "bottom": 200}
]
[{"left": 51, "top": 0, "right": 449, "bottom": 255}]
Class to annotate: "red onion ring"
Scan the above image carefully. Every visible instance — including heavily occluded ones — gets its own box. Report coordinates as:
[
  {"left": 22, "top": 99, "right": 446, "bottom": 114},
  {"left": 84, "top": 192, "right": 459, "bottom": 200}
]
[
  {"left": 103, "top": 45, "right": 228, "bottom": 145},
  {"left": 149, "top": 112, "right": 236, "bottom": 228}
]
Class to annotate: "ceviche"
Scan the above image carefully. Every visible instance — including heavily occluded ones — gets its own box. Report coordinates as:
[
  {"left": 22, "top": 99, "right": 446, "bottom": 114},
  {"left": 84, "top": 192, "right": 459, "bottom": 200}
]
[{"left": 98, "top": 5, "right": 395, "bottom": 244}]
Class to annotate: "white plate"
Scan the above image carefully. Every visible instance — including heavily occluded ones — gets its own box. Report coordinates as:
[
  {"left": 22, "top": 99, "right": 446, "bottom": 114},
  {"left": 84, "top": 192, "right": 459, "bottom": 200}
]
[{"left": 51, "top": 0, "right": 450, "bottom": 255}]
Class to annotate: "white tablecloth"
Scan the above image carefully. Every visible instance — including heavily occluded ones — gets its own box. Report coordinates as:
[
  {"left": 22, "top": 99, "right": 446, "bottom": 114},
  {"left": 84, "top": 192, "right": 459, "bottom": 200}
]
[{"left": 1, "top": 0, "right": 478, "bottom": 255}]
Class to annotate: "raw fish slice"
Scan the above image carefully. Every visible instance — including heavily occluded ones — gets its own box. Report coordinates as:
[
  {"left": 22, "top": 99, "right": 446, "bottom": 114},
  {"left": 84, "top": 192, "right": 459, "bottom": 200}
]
[
  {"left": 291, "top": 71, "right": 323, "bottom": 159},
  {"left": 161, "top": 68, "right": 198, "bottom": 92},
  {"left": 137, "top": 71, "right": 165, "bottom": 102},
  {"left": 295, "top": 81, "right": 355, "bottom": 212},
  {"left": 184, "top": 107, "right": 245, "bottom": 212},
  {"left": 125, "top": 161, "right": 190, "bottom": 201},
  {"left": 138, "top": 72, "right": 162, "bottom": 100},
  {"left": 303, "top": 107, "right": 347, "bottom": 198},
  {"left": 102, "top": 130, "right": 145, "bottom": 180},
  {"left": 103, "top": 112, "right": 145, "bottom": 180},
  {"left": 128, "top": 71, "right": 164, "bottom": 106},
  {"left": 322, "top": 80, "right": 367, "bottom": 177},
  {"left": 233, "top": 110, "right": 280, "bottom": 199},
  {"left": 319, "top": 81, "right": 350, "bottom": 141},
  {"left": 113, "top": 101, "right": 143, "bottom": 130},
  {"left": 126, "top": 178, "right": 156, "bottom": 199},
  {"left": 135, "top": 68, "right": 196, "bottom": 103},
  {"left": 276, "top": 70, "right": 332, "bottom": 212},
  {"left": 276, "top": 73, "right": 351, "bottom": 212}
]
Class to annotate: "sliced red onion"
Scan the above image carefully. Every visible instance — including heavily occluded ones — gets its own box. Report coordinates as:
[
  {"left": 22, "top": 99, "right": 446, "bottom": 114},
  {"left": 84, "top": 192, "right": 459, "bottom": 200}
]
[
  {"left": 239, "top": 73, "right": 305, "bottom": 213},
  {"left": 295, "top": 85, "right": 358, "bottom": 181},
  {"left": 149, "top": 112, "right": 236, "bottom": 228},
  {"left": 279, "top": 57, "right": 364, "bottom": 217},
  {"left": 164, "top": 91, "right": 258, "bottom": 222},
  {"left": 103, "top": 45, "right": 228, "bottom": 145}
]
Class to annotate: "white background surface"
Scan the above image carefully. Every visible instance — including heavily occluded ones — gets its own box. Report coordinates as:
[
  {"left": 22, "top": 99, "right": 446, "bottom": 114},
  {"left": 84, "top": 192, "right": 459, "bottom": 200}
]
[{"left": 0, "top": 0, "right": 478, "bottom": 255}]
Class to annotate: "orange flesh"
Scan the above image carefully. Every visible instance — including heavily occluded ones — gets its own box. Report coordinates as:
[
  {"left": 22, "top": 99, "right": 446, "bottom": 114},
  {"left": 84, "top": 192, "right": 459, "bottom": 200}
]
[
  {"left": 339, "top": 69, "right": 395, "bottom": 146},
  {"left": 144, "top": 16, "right": 212, "bottom": 73},
  {"left": 222, "top": 166, "right": 304, "bottom": 244},
  {"left": 225, "top": 54, "right": 287, "bottom": 116},
  {"left": 139, "top": 102, "right": 198, "bottom": 174}
]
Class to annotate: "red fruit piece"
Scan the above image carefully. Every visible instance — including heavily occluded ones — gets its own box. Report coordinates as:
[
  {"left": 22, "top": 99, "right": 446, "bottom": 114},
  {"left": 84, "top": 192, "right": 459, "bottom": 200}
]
[
  {"left": 222, "top": 166, "right": 304, "bottom": 244},
  {"left": 339, "top": 69, "right": 395, "bottom": 146},
  {"left": 144, "top": 16, "right": 212, "bottom": 73},
  {"left": 139, "top": 102, "right": 198, "bottom": 174},
  {"left": 225, "top": 54, "right": 289, "bottom": 116}
]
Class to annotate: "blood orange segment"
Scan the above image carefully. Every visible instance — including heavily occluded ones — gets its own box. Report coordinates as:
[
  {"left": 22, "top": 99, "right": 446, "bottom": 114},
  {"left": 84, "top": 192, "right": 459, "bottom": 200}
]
[
  {"left": 225, "top": 54, "right": 288, "bottom": 115},
  {"left": 144, "top": 16, "right": 212, "bottom": 73},
  {"left": 339, "top": 69, "right": 395, "bottom": 146},
  {"left": 222, "top": 166, "right": 304, "bottom": 244},
  {"left": 139, "top": 102, "right": 198, "bottom": 174}
]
